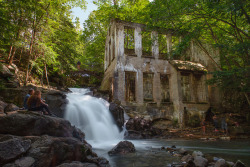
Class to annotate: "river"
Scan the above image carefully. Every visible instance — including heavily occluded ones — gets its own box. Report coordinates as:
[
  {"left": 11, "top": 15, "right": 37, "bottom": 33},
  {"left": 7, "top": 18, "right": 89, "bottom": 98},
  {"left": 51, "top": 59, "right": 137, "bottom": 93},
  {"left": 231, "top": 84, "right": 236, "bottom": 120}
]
[{"left": 64, "top": 88, "right": 250, "bottom": 167}]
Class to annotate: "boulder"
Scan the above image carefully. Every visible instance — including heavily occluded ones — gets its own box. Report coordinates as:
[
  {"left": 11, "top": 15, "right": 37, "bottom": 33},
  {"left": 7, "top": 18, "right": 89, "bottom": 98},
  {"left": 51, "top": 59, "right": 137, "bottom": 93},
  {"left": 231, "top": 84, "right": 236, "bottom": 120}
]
[
  {"left": 0, "top": 112, "right": 85, "bottom": 141},
  {"left": 0, "top": 100, "right": 8, "bottom": 112},
  {"left": 3, "top": 157, "right": 35, "bottom": 167},
  {"left": 126, "top": 117, "right": 152, "bottom": 131},
  {"left": 233, "top": 160, "right": 246, "bottom": 167},
  {"left": 0, "top": 138, "right": 31, "bottom": 165},
  {"left": 226, "top": 161, "right": 234, "bottom": 166},
  {"left": 4, "top": 103, "right": 19, "bottom": 113},
  {"left": 192, "top": 151, "right": 204, "bottom": 157},
  {"left": 45, "top": 90, "right": 68, "bottom": 118},
  {"left": 0, "top": 134, "right": 109, "bottom": 167},
  {"left": 26, "top": 135, "right": 97, "bottom": 167},
  {"left": 181, "top": 154, "right": 193, "bottom": 162},
  {"left": 0, "top": 64, "right": 14, "bottom": 78},
  {"left": 57, "top": 161, "right": 98, "bottom": 167},
  {"left": 125, "top": 117, "right": 155, "bottom": 139},
  {"left": 215, "top": 159, "right": 226, "bottom": 167},
  {"left": 178, "top": 147, "right": 188, "bottom": 155},
  {"left": 109, "top": 102, "right": 125, "bottom": 130},
  {"left": 193, "top": 156, "right": 208, "bottom": 167},
  {"left": 108, "top": 141, "right": 135, "bottom": 155}
]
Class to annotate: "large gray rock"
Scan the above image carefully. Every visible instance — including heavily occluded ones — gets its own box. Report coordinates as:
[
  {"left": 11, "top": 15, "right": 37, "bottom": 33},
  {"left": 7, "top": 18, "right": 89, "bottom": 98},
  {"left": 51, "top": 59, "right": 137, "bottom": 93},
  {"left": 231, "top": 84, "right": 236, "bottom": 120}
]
[
  {"left": 0, "top": 138, "right": 31, "bottom": 165},
  {"left": 181, "top": 154, "right": 193, "bottom": 162},
  {"left": 4, "top": 103, "right": 19, "bottom": 113},
  {"left": 26, "top": 135, "right": 97, "bottom": 167},
  {"left": 125, "top": 117, "right": 155, "bottom": 139},
  {"left": 45, "top": 90, "right": 68, "bottom": 118},
  {"left": 109, "top": 102, "right": 125, "bottom": 130},
  {"left": 194, "top": 156, "right": 208, "bottom": 167},
  {"left": 0, "top": 135, "right": 109, "bottom": 167},
  {"left": 57, "top": 161, "right": 98, "bottom": 167},
  {"left": 108, "top": 141, "right": 135, "bottom": 155},
  {"left": 0, "top": 112, "right": 85, "bottom": 141},
  {"left": 192, "top": 151, "right": 204, "bottom": 157},
  {"left": 215, "top": 159, "right": 226, "bottom": 167},
  {"left": 0, "top": 64, "right": 14, "bottom": 78},
  {"left": 3, "top": 157, "right": 35, "bottom": 167},
  {"left": 0, "top": 64, "right": 20, "bottom": 88}
]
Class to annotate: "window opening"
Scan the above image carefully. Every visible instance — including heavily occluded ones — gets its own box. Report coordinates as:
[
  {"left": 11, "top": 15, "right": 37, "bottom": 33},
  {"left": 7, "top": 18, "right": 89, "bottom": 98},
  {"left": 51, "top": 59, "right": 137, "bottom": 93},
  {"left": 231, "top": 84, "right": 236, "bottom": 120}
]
[
  {"left": 142, "top": 31, "right": 152, "bottom": 57},
  {"left": 125, "top": 72, "right": 136, "bottom": 102},
  {"left": 124, "top": 27, "right": 135, "bottom": 55},
  {"left": 194, "top": 74, "right": 206, "bottom": 102},
  {"left": 181, "top": 73, "right": 191, "bottom": 102},
  {"left": 158, "top": 34, "right": 168, "bottom": 59},
  {"left": 160, "top": 74, "right": 170, "bottom": 102}
]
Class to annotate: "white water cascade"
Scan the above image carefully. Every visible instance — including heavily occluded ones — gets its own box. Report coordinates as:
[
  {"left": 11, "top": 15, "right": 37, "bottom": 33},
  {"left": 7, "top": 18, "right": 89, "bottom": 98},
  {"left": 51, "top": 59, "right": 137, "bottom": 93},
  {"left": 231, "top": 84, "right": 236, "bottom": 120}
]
[{"left": 64, "top": 88, "right": 124, "bottom": 148}]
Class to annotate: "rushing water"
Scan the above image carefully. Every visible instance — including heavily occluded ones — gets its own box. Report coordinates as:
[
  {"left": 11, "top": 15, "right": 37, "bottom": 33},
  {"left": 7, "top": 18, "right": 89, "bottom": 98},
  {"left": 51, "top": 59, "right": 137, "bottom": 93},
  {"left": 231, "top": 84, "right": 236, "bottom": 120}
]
[
  {"left": 65, "top": 88, "right": 250, "bottom": 167},
  {"left": 64, "top": 88, "right": 124, "bottom": 146}
]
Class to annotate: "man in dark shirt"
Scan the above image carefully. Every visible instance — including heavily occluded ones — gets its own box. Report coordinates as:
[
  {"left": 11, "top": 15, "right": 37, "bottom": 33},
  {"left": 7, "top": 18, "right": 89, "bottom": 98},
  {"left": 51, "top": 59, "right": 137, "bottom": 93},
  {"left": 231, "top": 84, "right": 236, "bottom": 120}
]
[{"left": 23, "top": 88, "right": 34, "bottom": 109}]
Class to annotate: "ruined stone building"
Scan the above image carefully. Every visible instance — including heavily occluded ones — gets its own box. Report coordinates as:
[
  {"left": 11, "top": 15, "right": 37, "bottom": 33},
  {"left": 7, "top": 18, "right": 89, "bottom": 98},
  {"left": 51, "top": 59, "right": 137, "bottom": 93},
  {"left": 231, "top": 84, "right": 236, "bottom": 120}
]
[{"left": 101, "top": 19, "right": 221, "bottom": 126}]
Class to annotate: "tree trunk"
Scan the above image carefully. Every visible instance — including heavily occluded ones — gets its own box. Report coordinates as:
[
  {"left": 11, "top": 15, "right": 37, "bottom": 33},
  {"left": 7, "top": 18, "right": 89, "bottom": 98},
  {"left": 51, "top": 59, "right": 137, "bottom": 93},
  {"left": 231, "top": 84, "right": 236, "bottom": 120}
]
[
  {"left": 19, "top": 48, "right": 23, "bottom": 65},
  {"left": 44, "top": 63, "right": 49, "bottom": 88},
  {"left": 7, "top": 45, "right": 13, "bottom": 61},
  {"left": 8, "top": 46, "right": 16, "bottom": 65},
  {"left": 25, "top": 29, "right": 36, "bottom": 85}
]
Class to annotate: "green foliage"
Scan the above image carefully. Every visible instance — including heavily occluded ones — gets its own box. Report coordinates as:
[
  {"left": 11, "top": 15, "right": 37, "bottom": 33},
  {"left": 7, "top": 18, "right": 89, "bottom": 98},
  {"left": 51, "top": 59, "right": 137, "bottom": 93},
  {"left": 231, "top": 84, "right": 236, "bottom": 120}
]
[
  {"left": 0, "top": 0, "right": 86, "bottom": 86},
  {"left": 81, "top": 0, "right": 150, "bottom": 74},
  {"left": 145, "top": 0, "right": 249, "bottom": 104}
]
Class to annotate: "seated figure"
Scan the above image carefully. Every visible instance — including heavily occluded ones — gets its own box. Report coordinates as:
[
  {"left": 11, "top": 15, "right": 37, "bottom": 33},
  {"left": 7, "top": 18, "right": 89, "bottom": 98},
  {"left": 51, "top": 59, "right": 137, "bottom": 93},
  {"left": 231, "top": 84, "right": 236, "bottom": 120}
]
[
  {"left": 23, "top": 88, "right": 34, "bottom": 109},
  {"left": 27, "top": 90, "right": 52, "bottom": 115}
]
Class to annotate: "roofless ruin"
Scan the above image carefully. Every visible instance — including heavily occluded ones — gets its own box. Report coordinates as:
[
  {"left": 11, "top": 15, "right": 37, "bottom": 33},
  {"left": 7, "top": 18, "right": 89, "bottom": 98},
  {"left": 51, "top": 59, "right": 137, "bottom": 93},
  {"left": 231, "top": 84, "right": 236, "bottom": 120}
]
[{"left": 101, "top": 19, "right": 221, "bottom": 126}]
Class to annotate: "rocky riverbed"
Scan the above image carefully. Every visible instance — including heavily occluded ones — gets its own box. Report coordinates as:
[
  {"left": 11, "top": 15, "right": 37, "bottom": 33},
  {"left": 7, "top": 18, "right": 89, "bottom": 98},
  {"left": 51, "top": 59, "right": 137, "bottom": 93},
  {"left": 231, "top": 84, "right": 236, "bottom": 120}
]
[{"left": 0, "top": 110, "right": 110, "bottom": 167}]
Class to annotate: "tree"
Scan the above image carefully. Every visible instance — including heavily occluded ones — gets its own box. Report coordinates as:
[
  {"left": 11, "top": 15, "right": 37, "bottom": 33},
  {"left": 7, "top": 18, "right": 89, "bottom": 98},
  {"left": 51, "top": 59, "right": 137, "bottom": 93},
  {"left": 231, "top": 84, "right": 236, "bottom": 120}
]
[
  {"left": 0, "top": 0, "right": 86, "bottom": 86},
  {"left": 145, "top": 0, "right": 249, "bottom": 106}
]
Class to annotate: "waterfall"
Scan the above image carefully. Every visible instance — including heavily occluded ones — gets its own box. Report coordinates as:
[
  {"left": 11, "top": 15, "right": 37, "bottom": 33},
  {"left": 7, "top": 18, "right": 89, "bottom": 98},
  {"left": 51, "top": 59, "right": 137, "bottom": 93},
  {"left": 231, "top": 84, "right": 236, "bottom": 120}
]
[{"left": 64, "top": 88, "right": 124, "bottom": 148}]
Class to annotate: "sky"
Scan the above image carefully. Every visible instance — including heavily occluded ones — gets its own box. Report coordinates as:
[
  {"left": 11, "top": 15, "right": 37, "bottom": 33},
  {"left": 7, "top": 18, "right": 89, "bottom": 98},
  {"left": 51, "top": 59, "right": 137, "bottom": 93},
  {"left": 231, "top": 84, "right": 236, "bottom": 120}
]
[
  {"left": 71, "top": 0, "right": 154, "bottom": 29},
  {"left": 71, "top": 0, "right": 98, "bottom": 29}
]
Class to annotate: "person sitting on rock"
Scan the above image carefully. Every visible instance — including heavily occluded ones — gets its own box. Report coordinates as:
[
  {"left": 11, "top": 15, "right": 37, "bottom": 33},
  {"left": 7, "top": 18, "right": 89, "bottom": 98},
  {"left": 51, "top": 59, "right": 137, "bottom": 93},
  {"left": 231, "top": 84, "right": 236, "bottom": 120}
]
[
  {"left": 27, "top": 90, "right": 52, "bottom": 115},
  {"left": 23, "top": 88, "right": 34, "bottom": 110}
]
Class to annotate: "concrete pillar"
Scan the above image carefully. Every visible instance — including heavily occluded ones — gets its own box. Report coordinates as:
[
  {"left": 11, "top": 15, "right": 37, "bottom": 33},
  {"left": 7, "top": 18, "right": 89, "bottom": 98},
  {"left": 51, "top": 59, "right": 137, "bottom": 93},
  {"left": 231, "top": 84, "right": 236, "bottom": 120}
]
[
  {"left": 152, "top": 31, "right": 159, "bottom": 59},
  {"left": 104, "top": 43, "right": 108, "bottom": 71},
  {"left": 135, "top": 27, "right": 142, "bottom": 58},
  {"left": 166, "top": 34, "right": 172, "bottom": 59},
  {"left": 116, "top": 25, "right": 125, "bottom": 104},
  {"left": 169, "top": 66, "right": 184, "bottom": 127}
]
